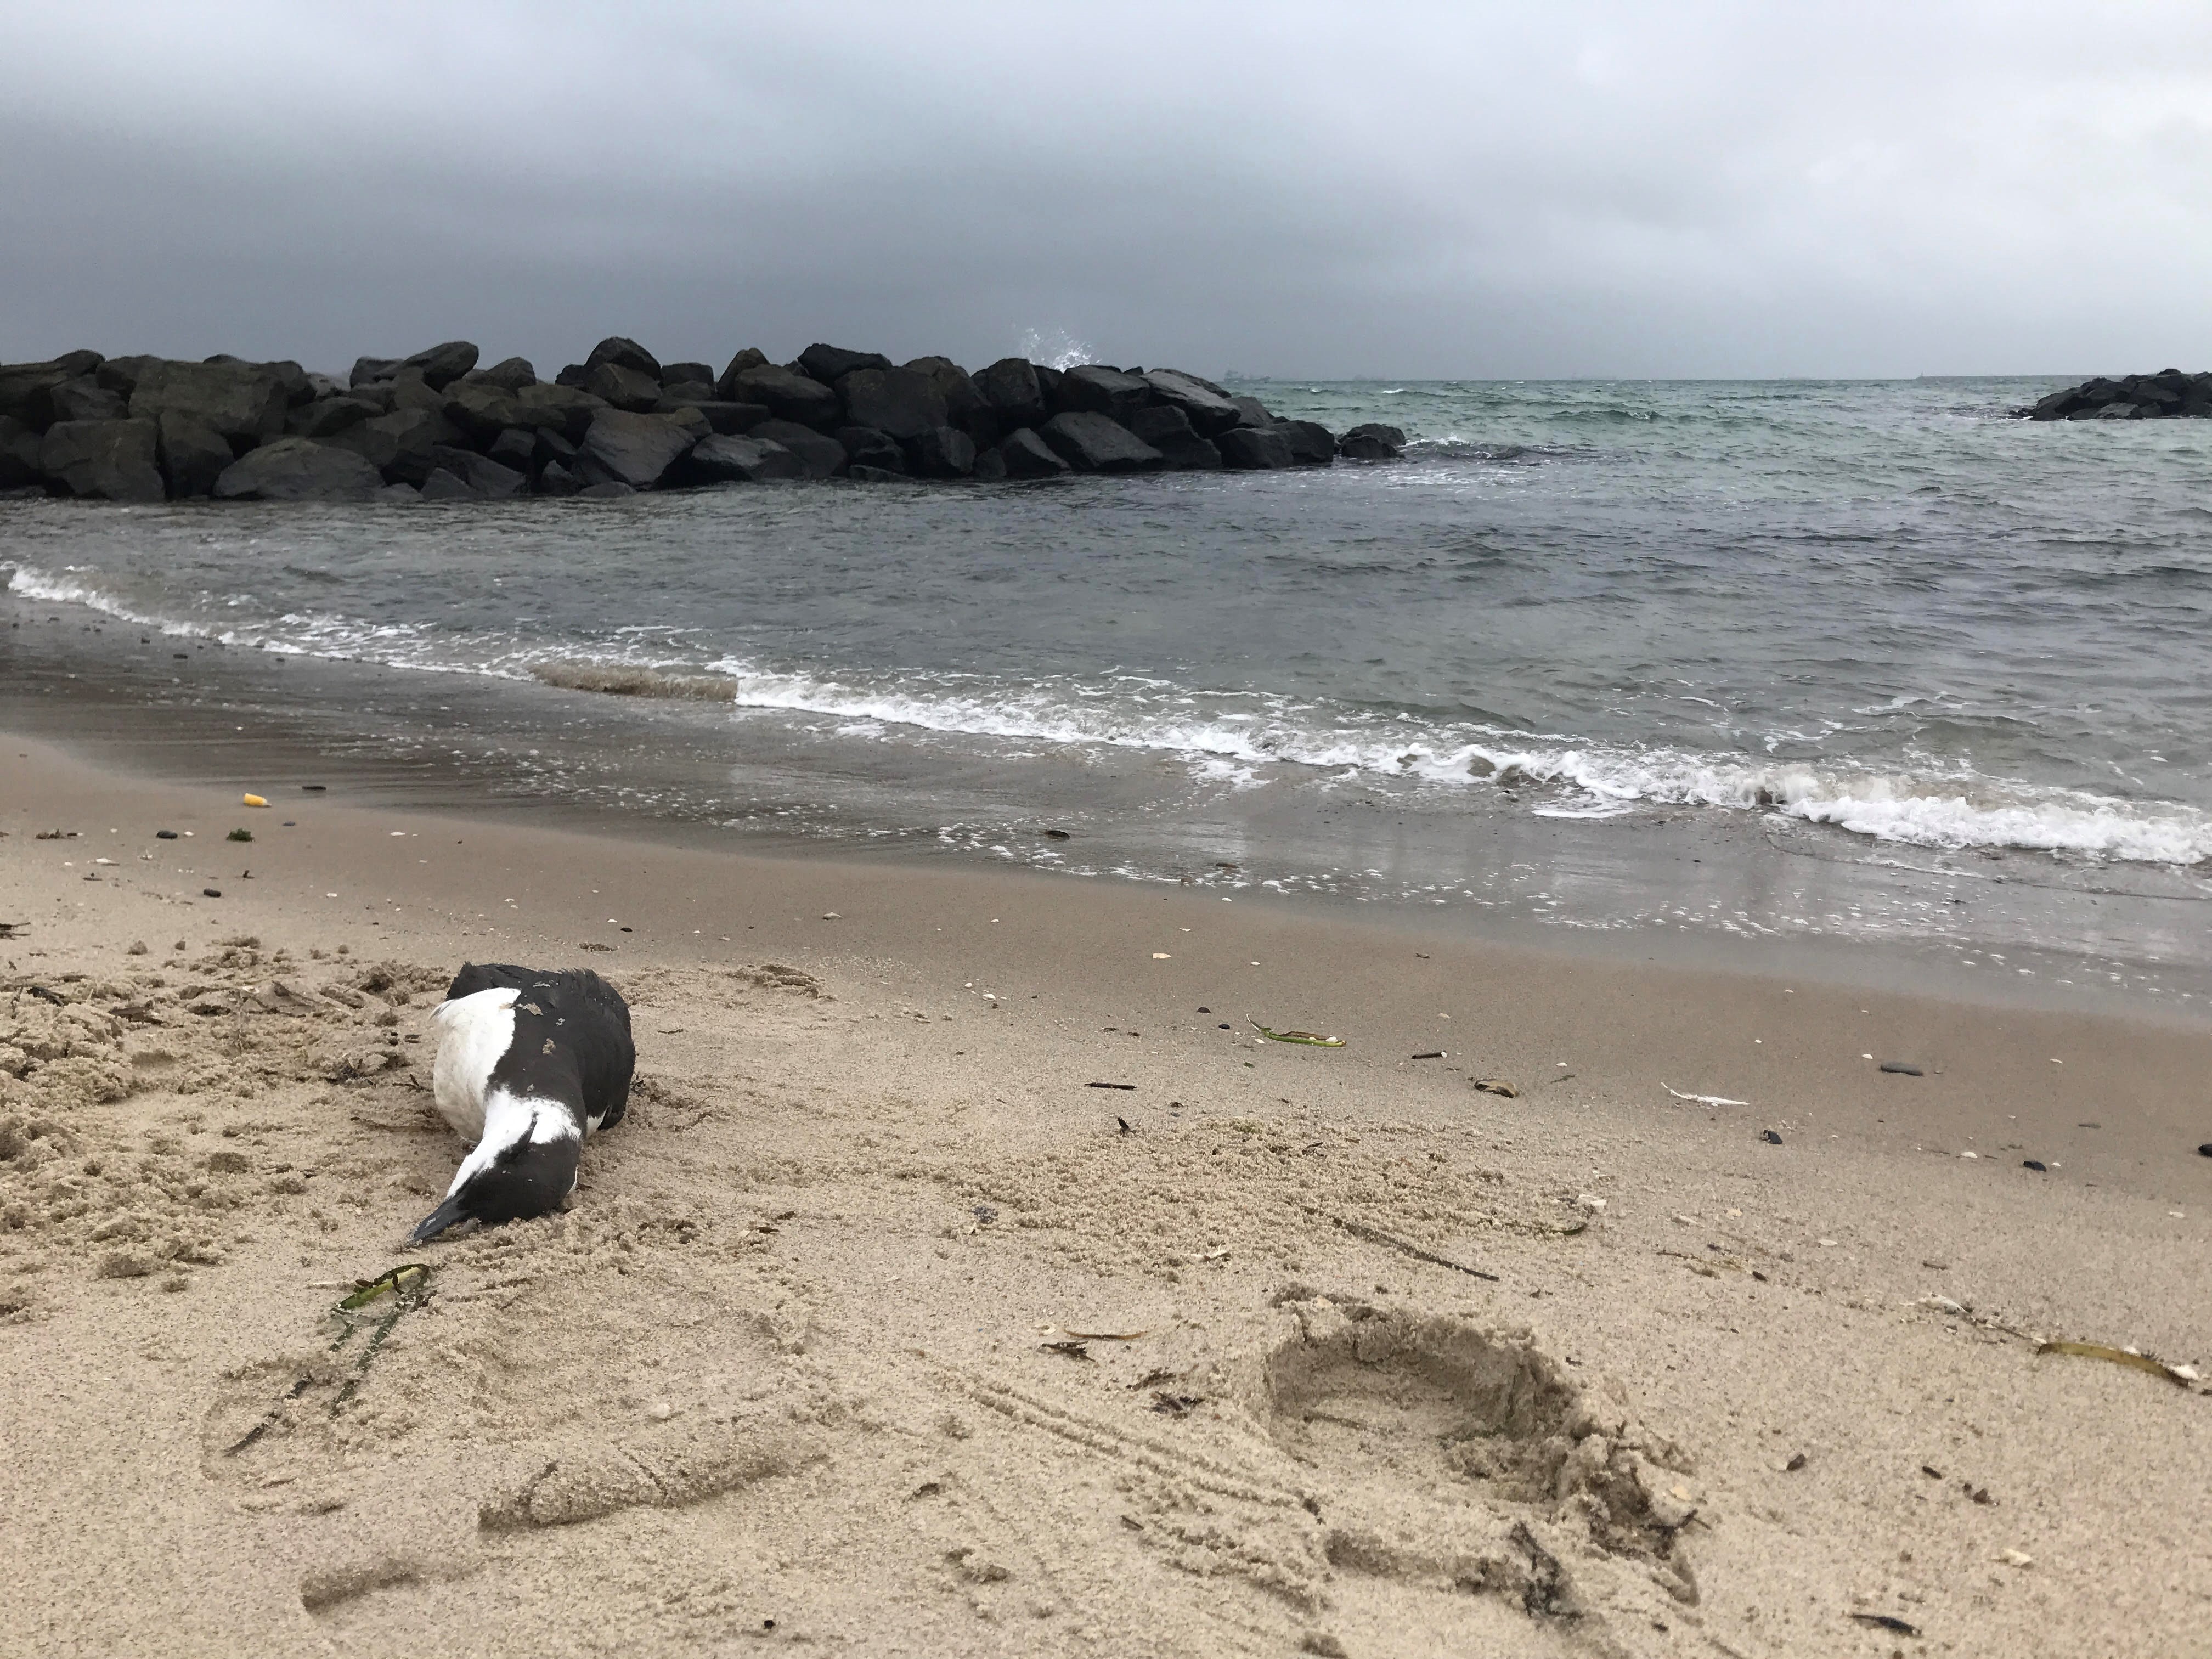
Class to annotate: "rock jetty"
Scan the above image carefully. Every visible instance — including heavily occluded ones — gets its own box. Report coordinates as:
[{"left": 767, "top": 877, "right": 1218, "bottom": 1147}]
[
  {"left": 2018, "top": 370, "right": 2212, "bottom": 421},
  {"left": 0, "top": 338, "right": 1409, "bottom": 503}
]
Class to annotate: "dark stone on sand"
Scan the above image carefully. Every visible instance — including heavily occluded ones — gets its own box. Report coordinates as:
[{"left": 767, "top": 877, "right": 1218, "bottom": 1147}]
[
  {"left": 0, "top": 352, "right": 104, "bottom": 428},
  {"left": 996, "top": 427, "right": 1069, "bottom": 478},
  {"left": 156, "top": 414, "right": 235, "bottom": 498},
  {"left": 714, "top": 348, "right": 770, "bottom": 399},
  {"left": 1277, "top": 420, "right": 1336, "bottom": 465},
  {"left": 0, "top": 417, "right": 44, "bottom": 489},
  {"left": 477, "top": 356, "right": 538, "bottom": 392},
  {"left": 905, "top": 424, "right": 977, "bottom": 478},
  {"left": 212, "top": 436, "right": 385, "bottom": 501},
  {"left": 1338, "top": 422, "right": 1407, "bottom": 460},
  {"left": 1141, "top": 370, "right": 1242, "bottom": 436},
  {"left": 1040, "top": 411, "right": 1162, "bottom": 473},
  {"left": 1055, "top": 364, "right": 1150, "bottom": 421},
  {"left": 730, "top": 364, "right": 841, "bottom": 430},
  {"left": 287, "top": 396, "right": 380, "bottom": 439},
  {"left": 580, "top": 361, "right": 663, "bottom": 414},
  {"left": 2199, "top": 1143, "right": 2212, "bottom": 1158},
  {"left": 399, "top": 341, "right": 479, "bottom": 390},
  {"left": 837, "top": 426, "right": 906, "bottom": 472},
  {"left": 487, "top": 426, "right": 538, "bottom": 472},
  {"left": 39, "top": 418, "right": 165, "bottom": 501},
  {"left": 837, "top": 366, "right": 948, "bottom": 440},
  {"left": 683, "top": 433, "right": 803, "bottom": 484},
  {"left": 2023, "top": 1160, "right": 2047, "bottom": 1171},
  {"left": 325, "top": 408, "right": 453, "bottom": 484},
  {"left": 129, "top": 359, "right": 290, "bottom": 448},
  {"left": 975, "top": 357, "right": 1047, "bottom": 428},
  {"left": 1126, "top": 405, "right": 1222, "bottom": 470},
  {"left": 749, "top": 418, "right": 846, "bottom": 478},
  {"left": 798, "top": 343, "right": 893, "bottom": 383},
  {"left": 1216, "top": 425, "right": 1294, "bottom": 470},
  {"left": 578, "top": 409, "right": 696, "bottom": 490},
  {"left": 585, "top": 336, "right": 661, "bottom": 381},
  {"left": 1760, "top": 1129, "right": 1783, "bottom": 1145},
  {"left": 49, "top": 377, "right": 129, "bottom": 424}
]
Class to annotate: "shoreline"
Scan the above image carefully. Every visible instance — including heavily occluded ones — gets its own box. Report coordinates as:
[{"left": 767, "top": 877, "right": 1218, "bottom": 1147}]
[{"left": 4, "top": 731, "right": 2209, "bottom": 1655}]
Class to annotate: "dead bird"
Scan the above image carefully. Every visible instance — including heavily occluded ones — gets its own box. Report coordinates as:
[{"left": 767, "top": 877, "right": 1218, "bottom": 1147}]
[{"left": 411, "top": 963, "right": 635, "bottom": 1243}]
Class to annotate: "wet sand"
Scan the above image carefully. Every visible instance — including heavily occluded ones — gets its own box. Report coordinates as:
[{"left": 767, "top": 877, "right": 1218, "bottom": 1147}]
[{"left": 3, "top": 732, "right": 2208, "bottom": 1657}]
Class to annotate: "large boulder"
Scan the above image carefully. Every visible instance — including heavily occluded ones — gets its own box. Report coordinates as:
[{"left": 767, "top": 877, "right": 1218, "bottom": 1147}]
[
  {"left": 1039, "top": 411, "right": 1162, "bottom": 473},
  {"left": 837, "top": 426, "right": 907, "bottom": 473},
  {"left": 714, "top": 348, "right": 770, "bottom": 398},
  {"left": 325, "top": 408, "right": 453, "bottom": 484},
  {"left": 287, "top": 396, "right": 380, "bottom": 439},
  {"left": 157, "top": 414, "right": 233, "bottom": 496},
  {"left": 659, "top": 360, "right": 714, "bottom": 387},
  {"left": 974, "top": 358, "right": 1046, "bottom": 428},
  {"left": 585, "top": 337, "right": 661, "bottom": 380},
  {"left": 905, "top": 425, "right": 977, "bottom": 478},
  {"left": 1277, "top": 420, "right": 1336, "bottom": 465},
  {"left": 682, "top": 433, "right": 803, "bottom": 484},
  {"left": 903, "top": 356, "right": 997, "bottom": 442},
  {"left": 1141, "top": 369, "right": 1242, "bottom": 436},
  {"left": 511, "top": 382, "right": 606, "bottom": 443},
  {"left": 0, "top": 351, "right": 103, "bottom": 428},
  {"left": 39, "top": 419, "right": 164, "bottom": 500},
  {"left": 1126, "top": 405, "right": 1221, "bottom": 470},
  {"left": 49, "top": 377, "right": 129, "bottom": 423},
  {"left": 750, "top": 418, "right": 846, "bottom": 478},
  {"left": 266, "top": 360, "right": 314, "bottom": 407},
  {"left": 730, "top": 364, "right": 840, "bottom": 430},
  {"left": 129, "top": 359, "right": 289, "bottom": 448},
  {"left": 577, "top": 409, "right": 696, "bottom": 489},
  {"left": 1217, "top": 426, "right": 1294, "bottom": 469},
  {"left": 477, "top": 356, "right": 538, "bottom": 392},
  {"left": 997, "top": 426, "right": 1069, "bottom": 478},
  {"left": 212, "top": 437, "right": 383, "bottom": 501},
  {"left": 1055, "top": 364, "right": 1150, "bottom": 421},
  {"left": 838, "top": 366, "right": 947, "bottom": 440},
  {"left": 798, "top": 343, "right": 892, "bottom": 383},
  {"left": 0, "top": 416, "right": 44, "bottom": 488},
  {"left": 487, "top": 427, "right": 538, "bottom": 472},
  {"left": 425, "top": 448, "right": 527, "bottom": 499},
  {"left": 399, "top": 341, "right": 479, "bottom": 389},
  {"left": 1338, "top": 422, "right": 1406, "bottom": 460},
  {"left": 443, "top": 380, "right": 524, "bottom": 442},
  {"left": 580, "top": 361, "right": 662, "bottom": 413},
  {"left": 656, "top": 380, "right": 718, "bottom": 408},
  {"left": 1229, "top": 395, "right": 1278, "bottom": 428},
  {"left": 350, "top": 356, "right": 400, "bottom": 388},
  {"left": 679, "top": 400, "right": 769, "bottom": 435},
  {"left": 94, "top": 354, "right": 155, "bottom": 398}
]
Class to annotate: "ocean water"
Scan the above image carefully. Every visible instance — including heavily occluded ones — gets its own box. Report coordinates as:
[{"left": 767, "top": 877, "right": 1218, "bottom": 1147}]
[{"left": 6, "top": 376, "right": 2211, "bottom": 1006}]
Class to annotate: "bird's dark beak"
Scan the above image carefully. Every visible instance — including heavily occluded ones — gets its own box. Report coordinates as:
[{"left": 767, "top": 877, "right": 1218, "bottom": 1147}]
[{"left": 409, "top": 1191, "right": 473, "bottom": 1244}]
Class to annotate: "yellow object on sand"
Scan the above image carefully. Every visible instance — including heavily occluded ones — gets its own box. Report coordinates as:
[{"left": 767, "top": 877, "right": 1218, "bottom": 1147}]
[{"left": 242, "top": 794, "right": 268, "bottom": 807}]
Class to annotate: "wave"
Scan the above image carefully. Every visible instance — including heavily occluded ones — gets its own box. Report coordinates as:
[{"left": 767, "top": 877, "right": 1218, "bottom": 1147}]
[{"left": 12, "top": 561, "right": 2210, "bottom": 868}]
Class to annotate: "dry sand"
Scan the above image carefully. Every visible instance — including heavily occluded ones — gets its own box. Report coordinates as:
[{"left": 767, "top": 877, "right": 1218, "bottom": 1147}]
[{"left": 3, "top": 733, "right": 2208, "bottom": 1658}]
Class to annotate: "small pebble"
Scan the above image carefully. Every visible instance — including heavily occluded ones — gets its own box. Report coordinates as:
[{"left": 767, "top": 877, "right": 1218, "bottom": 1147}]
[
  {"left": 1760, "top": 1129, "right": 1783, "bottom": 1145},
  {"left": 2023, "top": 1159, "right": 2047, "bottom": 1171},
  {"left": 646, "top": 1401, "right": 673, "bottom": 1421}
]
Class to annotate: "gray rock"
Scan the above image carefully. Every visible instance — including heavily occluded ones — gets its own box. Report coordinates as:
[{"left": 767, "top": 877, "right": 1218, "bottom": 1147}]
[
  {"left": 1039, "top": 411, "right": 1163, "bottom": 473},
  {"left": 730, "top": 365, "right": 841, "bottom": 430},
  {"left": 656, "top": 380, "right": 718, "bottom": 408},
  {"left": 714, "top": 348, "right": 770, "bottom": 398},
  {"left": 970, "top": 445, "right": 1008, "bottom": 482},
  {"left": 1217, "top": 426, "right": 1294, "bottom": 470},
  {"left": 799, "top": 343, "right": 892, "bottom": 383},
  {"left": 997, "top": 426, "right": 1070, "bottom": 478},
  {"left": 350, "top": 357, "right": 400, "bottom": 387},
  {"left": 128, "top": 359, "right": 290, "bottom": 448},
  {"left": 487, "top": 427, "right": 538, "bottom": 472},
  {"left": 586, "top": 337, "right": 661, "bottom": 380},
  {"left": 94, "top": 354, "right": 156, "bottom": 398},
  {"left": 903, "top": 357, "right": 996, "bottom": 441},
  {"left": 1337, "top": 422, "right": 1406, "bottom": 460},
  {"left": 49, "top": 377, "right": 129, "bottom": 423},
  {"left": 974, "top": 358, "right": 1046, "bottom": 428},
  {"left": 1034, "top": 364, "right": 1065, "bottom": 410},
  {"left": 1055, "top": 365, "right": 1150, "bottom": 421},
  {"left": 156, "top": 414, "right": 233, "bottom": 497},
  {"left": 663, "top": 405, "right": 712, "bottom": 445},
  {"left": 303, "top": 373, "right": 348, "bottom": 400},
  {"left": 1229, "top": 395, "right": 1278, "bottom": 428},
  {"left": 554, "top": 364, "right": 590, "bottom": 388},
  {"left": 286, "top": 397, "right": 380, "bottom": 439},
  {"left": 659, "top": 361, "right": 715, "bottom": 388},
  {"left": 905, "top": 424, "right": 977, "bottom": 478},
  {"left": 537, "top": 460, "right": 580, "bottom": 497},
  {"left": 419, "top": 468, "right": 475, "bottom": 502},
  {"left": 212, "top": 436, "right": 384, "bottom": 501},
  {"left": 431, "top": 450, "right": 527, "bottom": 499},
  {"left": 533, "top": 428, "right": 578, "bottom": 469},
  {"left": 838, "top": 426, "right": 907, "bottom": 472},
  {"left": 443, "top": 380, "right": 524, "bottom": 442},
  {"left": 511, "top": 383, "right": 606, "bottom": 443},
  {"left": 1141, "top": 369, "right": 1242, "bottom": 436},
  {"left": 848, "top": 464, "right": 907, "bottom": 484},
  {"left": 1277, "top": 420, "right": 1336, "bottom": 465},
  {"left": 478, "top": 356, "right": 538, "bottom": 392},
  {"left": 39, "top": 419, "right": 164, "bottom": 500},
  {"left": 838, "top": 366, "right": 947, "bottom": 440},
  {"left": 683, "top": 433, "right": 803, "bottom": 484},
  {"left": 267, "top": 360, "right": 314, "bottom": 407},
  {"left": 580, "top": 361, "right": 663, "bottom": 413},
  {"left": 389, "top": 370, "right": 448, "bottom": 415},
  {"left": 399, "top": 341, "right": 479, "bottom": 389},
  {"left": 375, "top": 482, "right": 420, "bottom": 503},
  {"left": 345, "top": 381, "right": 398, "bottom": 414},
  {"left": 0, "top": 416, "right": 44, "bottom": 488},
  {"left": 1126, "top": 405, "right": 1222, "bottom": 470},
  {"left": 578, "top": 409, "right": 696, "bottom": 489},
  {"left": 0, "top": 352, "right": 104, "bottom": 428},
  {"left": 749, "top": 418, "right": 846, "bottom": 478},
  {"left": 684, "top": 401, "right": 770, "bottom": 435},
  {"left": 325, "top": 408, "right": 453, "bottom": 484},
  {"left": 577, "top": 479, "right": 636, "bottom": 500}
]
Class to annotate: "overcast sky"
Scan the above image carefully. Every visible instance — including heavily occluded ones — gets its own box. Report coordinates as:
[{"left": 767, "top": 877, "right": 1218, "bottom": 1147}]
[{"left": 3, "top": 2, "right": 2208, "bottom": 379}]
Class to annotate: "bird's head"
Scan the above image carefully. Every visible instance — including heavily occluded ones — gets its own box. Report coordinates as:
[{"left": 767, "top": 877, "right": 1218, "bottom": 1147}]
[{"left": 410, "top": 1108, "right": 580, "bottom": 1243}]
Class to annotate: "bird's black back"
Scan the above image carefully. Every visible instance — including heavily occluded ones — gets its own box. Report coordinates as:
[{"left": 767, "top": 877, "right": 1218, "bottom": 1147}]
[{"left": 444, "top": 963, "right": 635, "bottom": 1130}]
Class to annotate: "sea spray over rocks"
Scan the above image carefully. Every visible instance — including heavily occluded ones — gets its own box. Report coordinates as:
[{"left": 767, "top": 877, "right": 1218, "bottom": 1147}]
[{"left": 0, "top": 338, "right": 1408, "bottom": 504}]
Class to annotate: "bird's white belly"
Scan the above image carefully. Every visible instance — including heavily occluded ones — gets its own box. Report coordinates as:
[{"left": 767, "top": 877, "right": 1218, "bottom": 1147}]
[{"left": 429, "top": 987, "right": 519, "bottom": 1143}]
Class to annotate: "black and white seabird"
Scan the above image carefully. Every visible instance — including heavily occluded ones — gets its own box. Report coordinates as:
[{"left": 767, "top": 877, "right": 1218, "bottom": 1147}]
[{"left": 411, "top": 963, "right": 635, "bottom": 1244}]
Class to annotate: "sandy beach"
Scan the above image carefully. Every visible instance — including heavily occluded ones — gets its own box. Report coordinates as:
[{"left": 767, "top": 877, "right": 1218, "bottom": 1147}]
[{"left": 3, "top": 731, "right": 2208, "bottom": 1658}]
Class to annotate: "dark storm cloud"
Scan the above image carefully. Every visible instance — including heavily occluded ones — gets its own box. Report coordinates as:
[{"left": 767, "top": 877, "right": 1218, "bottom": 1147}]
[{"left": 3, "top": 2, "right": 2209, "bottom": 376}]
